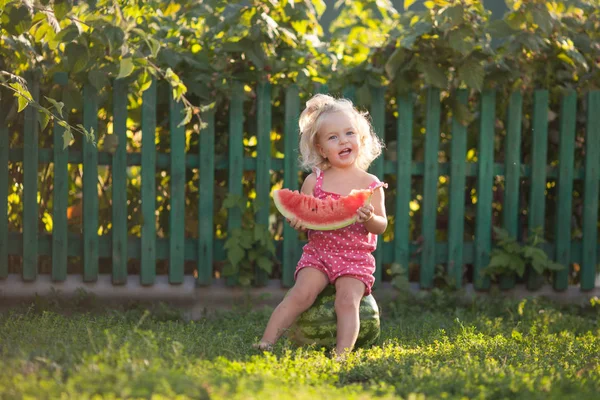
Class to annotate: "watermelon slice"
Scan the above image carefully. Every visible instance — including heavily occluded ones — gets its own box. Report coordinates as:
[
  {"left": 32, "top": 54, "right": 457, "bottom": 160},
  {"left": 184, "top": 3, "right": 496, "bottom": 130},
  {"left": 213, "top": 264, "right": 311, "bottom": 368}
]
[{"left": 273, "top": 183, "right": 386, "bottom": 230}]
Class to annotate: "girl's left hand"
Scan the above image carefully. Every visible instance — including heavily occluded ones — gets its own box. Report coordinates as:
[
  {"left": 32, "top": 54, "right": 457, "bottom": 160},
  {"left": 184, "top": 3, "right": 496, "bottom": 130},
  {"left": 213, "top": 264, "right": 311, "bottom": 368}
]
[{"left": 356, "top": 204, "right": 375, "bottom": 224}]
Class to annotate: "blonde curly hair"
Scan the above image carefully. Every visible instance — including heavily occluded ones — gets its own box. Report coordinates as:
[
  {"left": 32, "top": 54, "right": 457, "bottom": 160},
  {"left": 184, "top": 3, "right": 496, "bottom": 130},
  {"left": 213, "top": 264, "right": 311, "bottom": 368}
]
[{"left": 298, "top": 94, "right": 384, "bottom": 171}]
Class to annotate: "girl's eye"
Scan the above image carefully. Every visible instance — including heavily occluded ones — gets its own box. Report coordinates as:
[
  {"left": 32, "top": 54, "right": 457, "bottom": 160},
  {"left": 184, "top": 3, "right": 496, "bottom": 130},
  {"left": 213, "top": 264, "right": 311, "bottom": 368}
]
[
  {"left": 346, "top": 131, "right": 354, "bottom": 136},
  {"left": 328, "top": 135, "right": 337, "bottom": 140}
]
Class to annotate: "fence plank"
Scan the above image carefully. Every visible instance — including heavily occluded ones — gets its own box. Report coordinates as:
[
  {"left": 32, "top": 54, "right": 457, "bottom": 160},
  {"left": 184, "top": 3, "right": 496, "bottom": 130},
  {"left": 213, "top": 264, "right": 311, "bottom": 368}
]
[
  {"left": 255, "top": 82, "right": 272, "bottom": 287},
  {"left": 282, "top": 85, "right": 300, "bottom": 287},
  {"left": 474, "top": 90, "right": 496, "bottom": 290},
  {"left": 448, "top": 90, "right": 468, "bottom": 287},
  {"left": 112, "top": 79, "right": 128, "bottom": 284},
  {"left": 527, "top": 90, "right": 549, "bottom": 290},
  {"left": 343, "top": 86, "right": 356, "bottom": 102},
  {"left": 581, "top": 91, "right": 600, "bottom": 291},
  {"left": 370, "top": 86, "right": 385, "bottom": 287},
  {"left": 23, "top": 72, "right": 40, "bottom": 281},
  {"left": 501, "top": 91, "right": 523, "bottom": 290},
  {"left": 554, "top": 91, "right": 576, "bottom": 291},
  {"left": 0, "top": 93, "right": 8, "bottom": 278},
  {"left": 141, "top": 78, "right": 157, "bottom": 285},
  {"left": 83, "top": 84, "right": 99, "bottom": 281},
  {"left": 169, "top": 95, "right": 186, "bottom": 284},
  {"left": 227, "top": 84, "right": 245, "bottom": 286},
  {"left": 52, "top": 73, "right": 68, "bottom": 282},
  {"left": 198, "top": 109, "right": 215, "bottom": 286},
  {"left": 394, "top": 94, "right": 413, "bottom": 281},
  {"left": 420, "top": 87, "right": 441, "bottom": 289}
]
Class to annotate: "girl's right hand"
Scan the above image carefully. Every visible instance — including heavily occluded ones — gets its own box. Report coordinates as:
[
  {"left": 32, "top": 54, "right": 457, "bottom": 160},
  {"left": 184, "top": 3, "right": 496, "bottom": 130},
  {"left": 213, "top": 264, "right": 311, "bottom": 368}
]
[{"left": 287, "top": 217, "right": 307, "bottom": 232}]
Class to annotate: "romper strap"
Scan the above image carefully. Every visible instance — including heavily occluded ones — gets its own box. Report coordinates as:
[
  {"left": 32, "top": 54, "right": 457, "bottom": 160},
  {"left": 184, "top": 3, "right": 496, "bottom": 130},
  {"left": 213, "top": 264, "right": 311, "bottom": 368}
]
[
  {"left": 312, "top": 167, "right": 323, "bottom": 190},
  {"left": 368, "top": 180, "right": 389, "bottom": 190}
]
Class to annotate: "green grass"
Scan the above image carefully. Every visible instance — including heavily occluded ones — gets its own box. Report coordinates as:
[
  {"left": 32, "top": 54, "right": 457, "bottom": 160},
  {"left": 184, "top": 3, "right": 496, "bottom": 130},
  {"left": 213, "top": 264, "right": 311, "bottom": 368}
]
[{"left": 0, "top": 291, "right": 599, "bottom": 399}]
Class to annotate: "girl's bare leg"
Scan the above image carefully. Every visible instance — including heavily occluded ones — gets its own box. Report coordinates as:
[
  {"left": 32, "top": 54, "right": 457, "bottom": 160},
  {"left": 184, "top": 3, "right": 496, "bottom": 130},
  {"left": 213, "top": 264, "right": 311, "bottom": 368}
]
[
  {"left": 333, "top": 277, "right": 366, "bottom": 357},
  {"left": 255, "top": 267, "right": 329, "bottom": 349}
]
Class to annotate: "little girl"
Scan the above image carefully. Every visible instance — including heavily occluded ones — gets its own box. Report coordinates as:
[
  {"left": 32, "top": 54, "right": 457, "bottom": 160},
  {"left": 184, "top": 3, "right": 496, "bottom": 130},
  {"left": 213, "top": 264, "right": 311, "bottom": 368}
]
[{"left": 255, "top": 93, "right": 388, "bottom": 357}]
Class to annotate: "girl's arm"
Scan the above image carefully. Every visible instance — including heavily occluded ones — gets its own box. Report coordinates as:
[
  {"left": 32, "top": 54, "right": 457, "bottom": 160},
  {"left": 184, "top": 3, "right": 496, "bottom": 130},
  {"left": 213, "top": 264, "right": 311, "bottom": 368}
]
[{"left": 358, "top": 186, "right": 387, "bottom": 235}]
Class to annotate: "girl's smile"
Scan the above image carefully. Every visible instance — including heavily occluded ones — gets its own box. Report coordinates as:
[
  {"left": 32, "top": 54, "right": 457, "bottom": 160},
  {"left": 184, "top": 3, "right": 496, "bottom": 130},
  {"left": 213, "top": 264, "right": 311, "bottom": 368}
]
[{"left": 317, "top": 111, "right": 360, "bottom": 167}]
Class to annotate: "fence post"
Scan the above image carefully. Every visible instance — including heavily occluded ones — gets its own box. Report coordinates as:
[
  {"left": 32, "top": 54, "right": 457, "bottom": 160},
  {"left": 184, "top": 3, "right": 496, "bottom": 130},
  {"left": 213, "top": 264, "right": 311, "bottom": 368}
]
[
  {"left": 0, "top": 90, "right": 8, "bottom": 279},
  {"left": 370, "top": 86, "right": 386, "bottom": 287},
  {"left": 448, "top": 89, "right": 468, "bottom": 287},
  {"left": 527, "top": 90, "right": 549, "bottom": 290},
  {"left": 198, "top": 109, "right": 215, "bottom": 286},
  {"left": 169, "top": 94, "right": 186, "bottom": 284},
  {"left": 554, "top": 91, "right": 576, "bottom": 291},
  {"left": 227, "top": 83, "right": 245, "bottom": 286},
  {"left": 112, "top": 78, "right": 128, "bottom": 285},
  {"left": 420, "top": 87, "right": 441, "bottom": 289},
  {"left": 282, "top": 85, "right": 300, "bottom": 288},
  {"left": 141, "top": 78, "right": 157, "bottom": 285},
  {"left": 83, "top": 84, "right": 99, "bottom": 282},
  {"left": 255, "top": 81, "right": 272, "bottom": 287},
  {"left": 52, "top": 72, "right": 69, "bottom": 282},
  {"left": 581, "top": 91, "right": 600, "bottom": 291},
  {"left": 394, "top": 93, "right": 413, "bottom": 283},
  {"left": 23, "top": 71, "right": 40, "bottom": 281},
  {"left": 474, "top": 90, "right": 496, "bottom": 290},
  {"left": 501, "top": 91, "right": 523, "bottom": 290}
]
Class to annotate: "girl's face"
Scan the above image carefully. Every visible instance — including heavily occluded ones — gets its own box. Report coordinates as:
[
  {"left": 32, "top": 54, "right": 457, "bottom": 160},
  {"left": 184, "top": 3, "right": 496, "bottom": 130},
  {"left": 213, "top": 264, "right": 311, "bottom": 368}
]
[{"left": 316, "top": 111, "right": 361, "bottom": 168}]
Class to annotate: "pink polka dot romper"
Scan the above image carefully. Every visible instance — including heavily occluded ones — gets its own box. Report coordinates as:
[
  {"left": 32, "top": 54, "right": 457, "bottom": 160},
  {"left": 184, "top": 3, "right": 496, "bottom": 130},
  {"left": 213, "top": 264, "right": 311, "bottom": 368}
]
[{"left": 294, "top": 168, "right": 388, "bottom": 296}]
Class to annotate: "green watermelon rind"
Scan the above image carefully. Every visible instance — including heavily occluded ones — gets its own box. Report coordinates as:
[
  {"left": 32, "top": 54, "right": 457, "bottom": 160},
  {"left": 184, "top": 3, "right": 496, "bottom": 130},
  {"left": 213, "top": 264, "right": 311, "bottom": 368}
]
[
  {"left": 286, "top": 285, "right": 381, "bottom": 349},
  {"left": 273, "top": 189, "right": 374, "bottom": 231}
]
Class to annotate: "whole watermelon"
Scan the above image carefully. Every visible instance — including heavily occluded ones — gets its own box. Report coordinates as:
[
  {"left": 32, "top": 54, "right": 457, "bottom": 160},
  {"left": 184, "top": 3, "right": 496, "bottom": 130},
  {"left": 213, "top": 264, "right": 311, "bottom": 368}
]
[{"left": 287, "top": 285, "right": 380, "bottom": 348}]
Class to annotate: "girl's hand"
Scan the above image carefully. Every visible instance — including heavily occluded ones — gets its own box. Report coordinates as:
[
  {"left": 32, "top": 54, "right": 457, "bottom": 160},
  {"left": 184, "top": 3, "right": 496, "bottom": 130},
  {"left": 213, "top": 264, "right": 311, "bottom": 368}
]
[
  {"left": 287, "top": 217, "right": 307, "bottom": 232},
  {"left": 356, "top": 204, "right": 375, "bottom": 224}
]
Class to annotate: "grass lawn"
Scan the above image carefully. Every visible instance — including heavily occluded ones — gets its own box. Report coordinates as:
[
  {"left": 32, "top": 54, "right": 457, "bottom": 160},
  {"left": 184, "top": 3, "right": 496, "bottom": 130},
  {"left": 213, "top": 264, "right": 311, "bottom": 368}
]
[{"left": 0, "top": 291, "right": 599, "bottom": 399}]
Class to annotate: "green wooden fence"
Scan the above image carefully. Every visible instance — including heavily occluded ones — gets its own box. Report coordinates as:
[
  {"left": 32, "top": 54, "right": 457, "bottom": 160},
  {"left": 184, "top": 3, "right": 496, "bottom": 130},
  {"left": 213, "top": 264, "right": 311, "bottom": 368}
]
[{"left": 1, "top": 74, "right": 599, "bottom": 293}]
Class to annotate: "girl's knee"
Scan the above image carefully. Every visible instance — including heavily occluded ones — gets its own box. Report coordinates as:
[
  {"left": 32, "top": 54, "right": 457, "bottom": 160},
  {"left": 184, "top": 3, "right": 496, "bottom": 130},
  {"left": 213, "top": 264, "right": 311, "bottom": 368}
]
[
  {"left": 288, "top": 288, "right": 318, "bottom": 310},
  {"left": 334, "top": 292, "right": 361, "bottom": 313}
]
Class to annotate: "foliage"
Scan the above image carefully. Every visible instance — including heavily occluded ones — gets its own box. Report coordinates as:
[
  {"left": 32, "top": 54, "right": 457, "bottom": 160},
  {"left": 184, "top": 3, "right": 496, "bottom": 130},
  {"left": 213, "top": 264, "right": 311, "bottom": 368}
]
[
  {"left": 1, "top": 297, "right": 599, "bottom": 398},
  {"left": 3, "top": 0, "right": 600, "bottom": 285},
  {"left": 221, "top": 193, "right": 276, "bottom": 287},
  {"left": 484, "top": 226, "right": 565, "bottom": 281}
]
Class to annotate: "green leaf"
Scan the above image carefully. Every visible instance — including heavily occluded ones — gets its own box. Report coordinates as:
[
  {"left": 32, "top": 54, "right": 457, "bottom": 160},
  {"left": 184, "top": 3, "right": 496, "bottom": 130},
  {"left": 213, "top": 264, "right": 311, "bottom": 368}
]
[
  {"left": 138, "top": 70, "right": 153, "bottom": 93},
  {"left": 227, "top": 243, "right": 245, "bottom": 267},
  {"left": 178, "top": 107, "right": 193, "bottom": 128},
  {"left": 486, "top": 19, "right": 517, "bottom": 39},
  {"left": 245, "top": 43, "right": 265, "bottom": 69},
  {"left": 256, "top": 256, "right": 272, "bottom": 274},
  {"left": 38, "top": 110, "right": 50, "bottom": 131},
  {"left": 420, "top": 62, "right": 447, "bottom": 89},
  {"left": 443, "top": 5, "right": 464, "bottom": 27},
  {"left": 54, "top": 0, "right": 73, "bottom": 20},
  {"left": 532, "top": 8, "right": 552, "bottom": 34},
  {"left": 458, "top": 59, "right": 485, "bottom": 91},
  {"left": 17, "top": 96, "right": 29, "bottom": 113},
  {"left": 149, "top": 38, "right": 161, "bottom": 58},
  {"left": 385, "top": 48, "right": 407, "bottom": 79},
  {"left": 448, "top": 28, "right": 472, "bottom": 55},
  {"left": 3, "top": 4, "right": 33, "bottom": 35},
  {"left": 117, "top": 58, "right": 135, "bottom": 79},
  {"left": 62, "top": 128, "right": 74, "bottom": 149},
  {"left": 88, "top": 70, "right": 108, "bottom": 91},
  {"left": 65, "top": 42, "right": 89, "bottom": 74},
  {"left": 451, "top": 97, "right": 473, "bottom": 126},
  {"left": 404, "top": 0, "right": 417, "bottom": 10}
]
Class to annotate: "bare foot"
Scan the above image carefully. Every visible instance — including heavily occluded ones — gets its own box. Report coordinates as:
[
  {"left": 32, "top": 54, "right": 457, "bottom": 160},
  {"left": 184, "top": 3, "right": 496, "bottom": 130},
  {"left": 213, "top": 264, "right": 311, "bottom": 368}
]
[{"left": 252, "top": 341, "right": 273, "bottom": 351}]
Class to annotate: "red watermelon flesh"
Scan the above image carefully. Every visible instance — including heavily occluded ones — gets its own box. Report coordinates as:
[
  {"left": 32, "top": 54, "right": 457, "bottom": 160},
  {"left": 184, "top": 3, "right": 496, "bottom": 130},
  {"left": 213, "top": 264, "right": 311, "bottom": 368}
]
[{"left": 273, "top": 186, "right": 380, "bottom": 230}]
